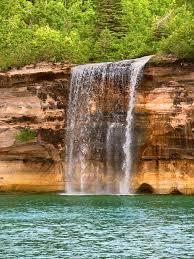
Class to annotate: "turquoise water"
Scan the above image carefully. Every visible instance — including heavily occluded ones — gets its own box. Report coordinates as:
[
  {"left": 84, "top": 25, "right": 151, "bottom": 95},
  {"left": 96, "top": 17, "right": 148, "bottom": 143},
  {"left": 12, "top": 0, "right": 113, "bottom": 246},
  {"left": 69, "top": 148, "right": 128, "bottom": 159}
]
[{"left": 0, "top": 195, "right": 193, "bottom": 259}]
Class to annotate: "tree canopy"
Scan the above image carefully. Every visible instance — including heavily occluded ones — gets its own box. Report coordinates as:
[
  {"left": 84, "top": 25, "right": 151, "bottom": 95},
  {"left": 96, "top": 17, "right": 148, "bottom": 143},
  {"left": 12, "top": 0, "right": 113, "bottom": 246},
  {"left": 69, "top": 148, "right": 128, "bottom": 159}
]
[{"left": 0, "top": 0, "right": 193, "bottom": 69}]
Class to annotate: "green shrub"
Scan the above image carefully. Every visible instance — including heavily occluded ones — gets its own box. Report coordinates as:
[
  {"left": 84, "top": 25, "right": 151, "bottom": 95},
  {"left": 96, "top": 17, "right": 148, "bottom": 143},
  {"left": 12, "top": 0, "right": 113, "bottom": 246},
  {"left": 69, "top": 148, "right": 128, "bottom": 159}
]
[
  {"left": 15, "top": 128, "right": 37, "bottom": 143},
  {"left": 157, "top": 6, "right": 194, "bottom": 58}
]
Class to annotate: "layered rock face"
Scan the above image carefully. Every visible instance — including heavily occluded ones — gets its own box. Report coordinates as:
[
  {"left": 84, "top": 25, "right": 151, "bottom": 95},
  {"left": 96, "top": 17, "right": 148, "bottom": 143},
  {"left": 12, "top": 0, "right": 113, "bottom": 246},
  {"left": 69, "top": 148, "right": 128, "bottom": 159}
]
[
  {"left": 0, "top": 58, "right": 193, "bottom": 194},
  {"left": 133, "top": 58, "right": 194, "bottom": 194},
  {"left": 0, "top": 63, "right": 71, "bottom": 192}
]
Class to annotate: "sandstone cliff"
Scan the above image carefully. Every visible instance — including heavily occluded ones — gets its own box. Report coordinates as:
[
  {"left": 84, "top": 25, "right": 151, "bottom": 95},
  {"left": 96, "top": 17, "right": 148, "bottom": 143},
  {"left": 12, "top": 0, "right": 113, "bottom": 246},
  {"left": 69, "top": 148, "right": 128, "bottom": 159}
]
[
  {"left": 0, "top": 58, "right": 193, "bottom": 194},
  {"left": 0, "top": 63, "right": 71, "bottom": 192},
  {"left": 133, "top": 57, "right": 194, "bottom": 194}
]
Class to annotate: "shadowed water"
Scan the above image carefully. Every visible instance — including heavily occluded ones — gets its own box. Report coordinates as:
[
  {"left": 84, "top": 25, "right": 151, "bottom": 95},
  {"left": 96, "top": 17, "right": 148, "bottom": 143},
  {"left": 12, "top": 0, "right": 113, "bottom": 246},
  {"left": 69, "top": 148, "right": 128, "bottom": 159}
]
[{"left": 0, "top": 194, "right": 193, "bottom": 258}]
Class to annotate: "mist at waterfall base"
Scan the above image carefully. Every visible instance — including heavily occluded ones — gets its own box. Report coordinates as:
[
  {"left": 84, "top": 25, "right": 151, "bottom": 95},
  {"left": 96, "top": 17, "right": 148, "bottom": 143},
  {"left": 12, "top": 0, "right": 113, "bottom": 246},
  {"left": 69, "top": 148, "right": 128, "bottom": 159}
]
[
  {"left": 0, "top": 194, "right": 193, "bottom": 258},
  {"left": 66, "top": 56, "right": 152, "bottom": 194}
]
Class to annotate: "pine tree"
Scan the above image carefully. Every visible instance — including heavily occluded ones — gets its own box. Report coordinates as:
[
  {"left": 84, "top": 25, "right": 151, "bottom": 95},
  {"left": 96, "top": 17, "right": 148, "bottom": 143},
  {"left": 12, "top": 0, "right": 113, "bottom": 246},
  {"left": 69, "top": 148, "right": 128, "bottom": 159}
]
[{"left": 96, "top": 0, "right": 126, "bottom": 37}]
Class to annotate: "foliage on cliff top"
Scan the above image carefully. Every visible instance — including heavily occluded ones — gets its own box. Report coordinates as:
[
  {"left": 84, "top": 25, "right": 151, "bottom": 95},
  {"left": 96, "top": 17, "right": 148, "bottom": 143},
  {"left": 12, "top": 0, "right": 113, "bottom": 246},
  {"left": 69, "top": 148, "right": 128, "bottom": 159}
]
[
  {"left": 0, "top": 0, "right": 193, "bottom": 69},
  {"left": 15, "top": 128, "right": 37, "bottom": 143}
]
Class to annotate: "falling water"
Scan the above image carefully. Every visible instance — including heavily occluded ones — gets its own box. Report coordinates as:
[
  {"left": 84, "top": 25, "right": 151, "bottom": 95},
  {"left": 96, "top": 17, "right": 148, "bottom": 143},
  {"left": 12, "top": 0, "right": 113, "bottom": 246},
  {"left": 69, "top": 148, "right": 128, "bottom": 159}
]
[
  {"left": 66, "top": 56, "right": 152, "bottom": 194},
  {"left": 121, "top": 55, "right": 153, "bottom": 194},
  {"left": 106, "top": 122, "right": 124, "bottom": 193}
]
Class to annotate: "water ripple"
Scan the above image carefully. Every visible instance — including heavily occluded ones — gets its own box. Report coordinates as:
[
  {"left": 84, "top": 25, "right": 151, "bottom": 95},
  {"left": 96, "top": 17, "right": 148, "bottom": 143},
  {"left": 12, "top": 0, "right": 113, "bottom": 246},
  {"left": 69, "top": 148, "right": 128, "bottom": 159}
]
[{"left": 0, "top": 194, "right": 193, "bottom": 258}]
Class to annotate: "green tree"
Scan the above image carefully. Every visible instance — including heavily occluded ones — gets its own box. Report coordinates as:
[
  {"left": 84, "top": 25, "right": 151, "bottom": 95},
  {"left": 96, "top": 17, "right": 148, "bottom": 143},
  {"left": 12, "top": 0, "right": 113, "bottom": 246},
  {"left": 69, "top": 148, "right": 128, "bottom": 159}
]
[
  {"left": 94, "top": 28, "right": 121, "bottom": 61},
  {"left": 157, "top": 5, "right": 194, "bottom": 58},
  {"left": 96, "top": 0, "right": 126, "bottom": 37}
]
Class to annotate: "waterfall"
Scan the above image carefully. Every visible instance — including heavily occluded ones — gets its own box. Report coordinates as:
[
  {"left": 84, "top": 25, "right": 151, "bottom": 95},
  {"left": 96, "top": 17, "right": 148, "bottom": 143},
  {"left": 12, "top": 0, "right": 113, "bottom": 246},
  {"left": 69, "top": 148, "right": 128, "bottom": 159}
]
[
  {"left": 121, "top": 56, "right": 153, "bottom": 194},
  {"left": 66, "top": 56, "right": 152, "bottom": 194}
]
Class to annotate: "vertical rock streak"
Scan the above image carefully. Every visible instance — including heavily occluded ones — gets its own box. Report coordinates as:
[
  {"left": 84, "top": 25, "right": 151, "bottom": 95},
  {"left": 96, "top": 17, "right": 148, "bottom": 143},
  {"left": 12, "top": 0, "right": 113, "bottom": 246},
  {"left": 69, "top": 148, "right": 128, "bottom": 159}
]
[{"left": 66, "top": 56, "right": 152, "bottom": 194}]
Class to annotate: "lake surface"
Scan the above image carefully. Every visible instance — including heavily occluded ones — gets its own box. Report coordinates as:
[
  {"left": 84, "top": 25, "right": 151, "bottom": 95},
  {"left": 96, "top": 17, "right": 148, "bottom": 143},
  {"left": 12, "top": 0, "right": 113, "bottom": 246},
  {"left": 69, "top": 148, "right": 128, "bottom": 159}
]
[{"left": 0, "top": 194, "right": 193, "bottom": 259}]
